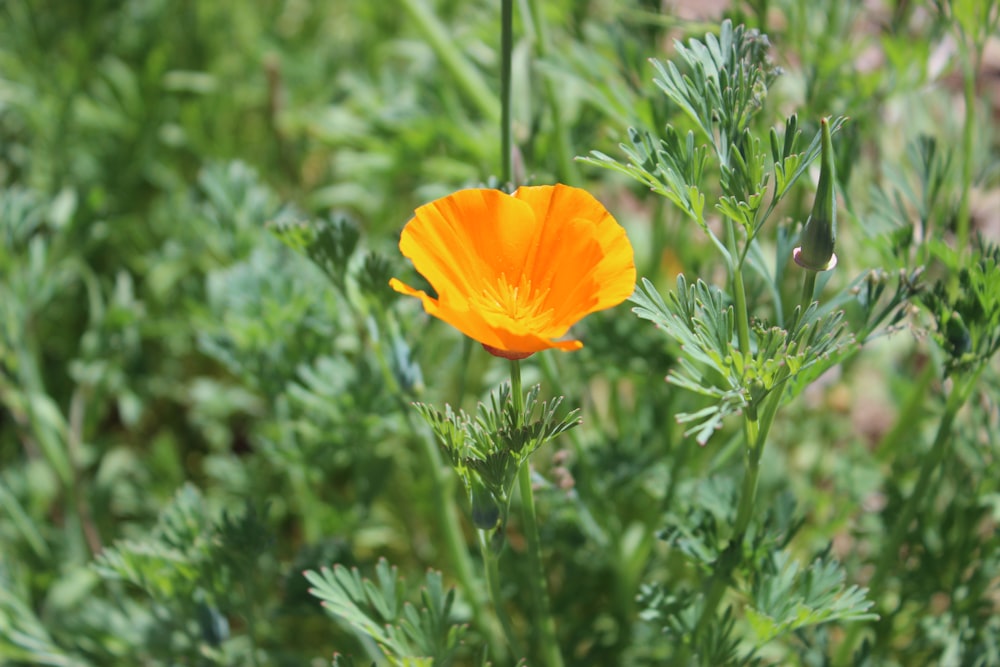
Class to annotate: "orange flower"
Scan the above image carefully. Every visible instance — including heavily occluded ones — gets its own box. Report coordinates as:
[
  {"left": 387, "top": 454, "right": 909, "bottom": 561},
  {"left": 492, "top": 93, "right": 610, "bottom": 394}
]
[{"left": 389, "top": 184, "right": 636, "bottom": 359}]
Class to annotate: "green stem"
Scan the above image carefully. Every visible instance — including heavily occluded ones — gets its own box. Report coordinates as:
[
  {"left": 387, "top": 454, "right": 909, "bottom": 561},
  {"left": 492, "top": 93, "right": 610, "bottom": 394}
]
[
  {"left": 799, "top": 271, "right": 817, "bottom": 317},
  {"left": 479, "top": 530, "right": 522, "bottom": 660},
  {"left": 509, "top": 359, "right": 564, "bottom": 667},
  {"left": 501, "top": 0, "right": 514, "bottom": 186},
  {"left": 399, "top": 0, "right": 500, "bottom": 124},
  {"left": 688, "top": 221, "right": 763, "bottom": 650},
  {"left": 956, "top": 37, "right": 976, "bottom": 255},
  {"left": 835, "top": 366, "right": 983, "bottom": 664},
  {"left": 517, "top": 463, "right": 565, "bottom": 667},
  {"left": 525, "top": 0, "right": 580, "bottom": 183},
  {"left": 510, "top": 359, "right": 525, "bottom": 424},
  {"left": 754, "top": 0, "right": 770, "bottom": 30},
  {"left": 691, "top": 415, "right": 763, "bottom": 644},
  {"left": 726, "top": 220, "right": 752, "bottom": 357},
  {"left": 867, "top": 379, "right": 977, "bottom": 596}
]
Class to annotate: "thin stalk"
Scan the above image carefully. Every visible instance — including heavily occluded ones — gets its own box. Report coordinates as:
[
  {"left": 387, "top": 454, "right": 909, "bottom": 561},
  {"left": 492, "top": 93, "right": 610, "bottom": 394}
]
[
  {"left": 835, "top": 366, "right": 984, "bottom": 664},
  {"left": 727, "top": 220, "right": 752, "bottom": 357},
  {"left": 866, "top": 376, "right": 978, "bottom": 596},
  {"left": 754, "top": 0, "right": 770, "bottom": 31},
  {"left": 799, "top": 271, "right": 818, "bottom": 319},
  {"left": 693, "top": 224, "right": 810, "bottom": 645},
  {"left": 241, "top": 580, "right": 262, "bottom": 667},
  {"left": 67, "top": 387, "right": 102, "bottom": 557},
  {"left": 517, "top": 464, "right": 565, "bottom": 667},
  {"left": 399, "top": 0, "right": 500, "bottom": 124},
  {"left": 510, "top": 359, "right": 525, "bottom": 425},
  {"left": 501, "top": 0, "right": 514, "bottom": 186},
  {"left": 691, "top": 417, "right": 763, "bottom": 641},
  {"left": 956, "top": 37, "right": 977, "bottom": 254},
  {"left": 479, "top": 530, "right": 522, "bottom": 659},
  {"left": 509, "top": 359, "right": 564, "bottom": 667},
  {"left": 688, "top": 221, "right": 761, "bottom": 648}
]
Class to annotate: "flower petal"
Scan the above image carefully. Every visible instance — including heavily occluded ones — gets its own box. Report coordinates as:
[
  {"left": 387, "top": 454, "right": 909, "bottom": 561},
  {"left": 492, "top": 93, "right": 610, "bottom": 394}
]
[
  {"left": 391, "top": 277, "right": 582, "bottom": 355},
  {"left": 513, "top": 184, "right": 636, "bottom": 325},
  {"left": 401, "top": 189, "right": 538, "bottom": 308},
  {"left": 390, "top": 277, "right": 505, "bottom": 350}
]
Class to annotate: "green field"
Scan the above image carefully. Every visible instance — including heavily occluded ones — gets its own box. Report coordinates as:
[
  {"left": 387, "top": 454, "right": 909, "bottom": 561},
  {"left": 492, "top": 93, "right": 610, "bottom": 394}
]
[{"left": 2, "top": 1, "right": 999, "bottom": 665}]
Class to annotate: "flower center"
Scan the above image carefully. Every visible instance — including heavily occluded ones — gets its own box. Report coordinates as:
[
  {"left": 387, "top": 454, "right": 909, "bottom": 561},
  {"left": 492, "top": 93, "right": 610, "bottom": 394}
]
[{"left": 475, "top": 273, "right": 552, "bottom": 330}]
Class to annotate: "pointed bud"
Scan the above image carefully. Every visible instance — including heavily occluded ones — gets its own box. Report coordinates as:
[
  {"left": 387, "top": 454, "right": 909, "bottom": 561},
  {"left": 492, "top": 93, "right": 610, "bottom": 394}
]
[
  {"left": 794, "top": 117, "right": 838, "bottom": 272},
  {"left": 470, "top": 479, "right": 502, "bottom": 531}
]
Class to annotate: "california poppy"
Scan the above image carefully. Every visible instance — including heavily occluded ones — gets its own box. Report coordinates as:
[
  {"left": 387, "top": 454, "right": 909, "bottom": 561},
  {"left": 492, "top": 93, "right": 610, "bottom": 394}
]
[{"left": 389, "top": 184, "right": 636, "bottom": 359}]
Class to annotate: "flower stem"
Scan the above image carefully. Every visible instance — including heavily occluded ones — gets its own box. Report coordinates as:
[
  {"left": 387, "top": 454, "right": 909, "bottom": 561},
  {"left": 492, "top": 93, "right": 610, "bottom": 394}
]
[
  {"left": 510, "top": 359, "right": 525, "bottom": 423},
  {"left": 691, "top": 414, "right": 763, "bottom": 643},
  {"left": 517, "top": 463, "right": 565, "bottom": 667},
  {"left": 800, "top": 270, "right": 818, "bottom": 316},
  {"left": 509, "top": 359, "right": 564, "bottom": 667},
  {"left": 873, "top": 361, "right": 937, "bottom": 462},
  {"left": 691, "top": 222, "right": 773, "bottom": 648},
  {"left": 956, "top": 37, "right": 977, "bottom": 255},
  {"left": 727, "top": 220, "right": 752, "bottom": 357},
  {"left": 479, "top": 529, "right": 523, "bottom": 659},
  {"left": 500, "top": 0, "right": 514, "bottom": 186}
]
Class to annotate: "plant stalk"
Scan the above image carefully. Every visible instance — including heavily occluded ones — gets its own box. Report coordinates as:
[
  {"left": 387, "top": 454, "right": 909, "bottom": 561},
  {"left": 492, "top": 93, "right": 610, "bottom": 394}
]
[
  {"left": 501, "top": 0, "right": 514, "bottom": 186},
  {"left": 479, "top": 529, "right": 522, "bottom": 660},
  {"left": 510, "top": 359, "right": 565, "bottom": 667},
  {"left": 689, "top": 220, "right": 763, "bottom": 649},
  {"left": 517, "top": 463, "right": 565, "bottom": 667},
  {"left": 956, "top": 37, "right": 977, "bottom": 255},
  {"left": 727, "top": 220, "right": 752, "bottom": 357}
]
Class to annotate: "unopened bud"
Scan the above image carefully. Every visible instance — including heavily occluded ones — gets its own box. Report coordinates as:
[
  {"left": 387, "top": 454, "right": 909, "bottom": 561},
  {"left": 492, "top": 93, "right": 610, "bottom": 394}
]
[
  {"left": 470, "top": 481, "right": 502, "bottom": 531},
  {"left": 794, "top": 117, "right": 838, "bottom": 272}
]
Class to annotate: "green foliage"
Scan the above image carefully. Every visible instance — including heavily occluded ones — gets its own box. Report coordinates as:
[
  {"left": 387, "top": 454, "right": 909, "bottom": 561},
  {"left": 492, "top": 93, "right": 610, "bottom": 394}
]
[
  {"left": 305, "top": 560, "right": 467, "bottom": 666},
  {"left": 415, "top": 383, "right": 580, "bottom": 530},
  {"left": 583, "top": 18, "right": 846, "bottom": 260},
  {"left": 631, "top": 275, "right": 853, "bottom": 443},
  {"left": 2, "top": 2, "right": 999, "bottom": 666},
  {"left": 648, "top": 20, "right": 779, "bottom": 168},
  {"left": 746, "top": 551, "right": 877, "bottom": 644},
  {"left": 919, "top": 240, "right": 1000, "bottom": 375}
]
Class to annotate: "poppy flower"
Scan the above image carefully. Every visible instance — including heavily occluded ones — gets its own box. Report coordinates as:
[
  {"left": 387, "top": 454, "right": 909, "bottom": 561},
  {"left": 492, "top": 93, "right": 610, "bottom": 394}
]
[{"left": 389, "top": 184, "right": 636, "bottom": 359}]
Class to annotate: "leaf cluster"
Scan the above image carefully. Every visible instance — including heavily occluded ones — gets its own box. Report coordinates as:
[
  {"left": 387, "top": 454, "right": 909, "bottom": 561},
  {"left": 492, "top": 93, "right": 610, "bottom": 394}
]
[
  {"left": 414, "top": 384, "right": 580, "bottom": 531},
  {"left": 631, "top": 276, "right": 853, "bottom": 443},
  {"left": 746, "top": 550, "right": 877, "bottom": 645},
  {"left": 304, "top": 559, "right": 467, "bottom": 667},
  {"left": 919, "top": 240, "right": 1000, "bottom": 375},
  {"left": 582, "top": 20, "right": 846, "bottom": 260}
]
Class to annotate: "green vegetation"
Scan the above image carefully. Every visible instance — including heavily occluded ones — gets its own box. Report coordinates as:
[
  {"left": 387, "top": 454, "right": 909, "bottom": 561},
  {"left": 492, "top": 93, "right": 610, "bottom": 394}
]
[{"left": 1, "top": 0, "right": 999, "bottom": 665}]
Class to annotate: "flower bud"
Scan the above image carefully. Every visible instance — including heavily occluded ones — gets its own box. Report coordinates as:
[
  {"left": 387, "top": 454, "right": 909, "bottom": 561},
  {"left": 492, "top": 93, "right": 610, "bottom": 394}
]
[
  {"left": 470, "top": 480, "right": 502, "bottom": 531},
  {"left": 794, "top": 117, "right": 838, "bottom": 272}
]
